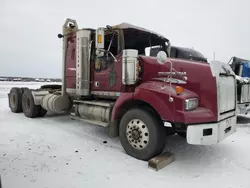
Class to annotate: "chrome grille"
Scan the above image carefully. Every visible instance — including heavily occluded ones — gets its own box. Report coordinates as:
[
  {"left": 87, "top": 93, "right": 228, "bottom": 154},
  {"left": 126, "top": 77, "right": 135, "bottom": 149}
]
[{"left": 219, "top": 75, "right": 236, "bottom": 113}]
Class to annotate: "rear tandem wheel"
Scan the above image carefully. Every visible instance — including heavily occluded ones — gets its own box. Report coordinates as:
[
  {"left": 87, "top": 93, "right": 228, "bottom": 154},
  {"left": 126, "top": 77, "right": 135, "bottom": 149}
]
[
  {"left": 9, "top": 87, "right": 23, "bottom": 113},
  {"left": 22, "top": 89, "right": 47, "bottom": 118}
]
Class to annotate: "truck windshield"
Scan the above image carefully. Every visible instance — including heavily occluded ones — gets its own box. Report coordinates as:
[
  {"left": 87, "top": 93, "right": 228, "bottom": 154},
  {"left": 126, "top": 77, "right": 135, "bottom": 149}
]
[
  {"left": 148, "top": 45, "right": 207, "bottom": 62},
  {"left": 171, "top": 46, "right": 207, "bottom": 62},
  {"left": 123, "top": 28, "right": 167, "bottom": 56}
]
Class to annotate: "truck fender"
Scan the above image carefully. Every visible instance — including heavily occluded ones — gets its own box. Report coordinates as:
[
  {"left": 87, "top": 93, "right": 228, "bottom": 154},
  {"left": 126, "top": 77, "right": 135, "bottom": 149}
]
[
  {"left": 109, "top": 93, "right": 134, "bottom": 137},
  {"left": 111, "top": 93, "right": 134, "bottom": 121},
  {"left": 109, "top": 87, "right": 174, "bottom": 137},
  {"left": 133, "top": 84, "right": 174, "bottom": 122},
  {"left": 110, "top": 88, "right": 174, "bottom": 122}
]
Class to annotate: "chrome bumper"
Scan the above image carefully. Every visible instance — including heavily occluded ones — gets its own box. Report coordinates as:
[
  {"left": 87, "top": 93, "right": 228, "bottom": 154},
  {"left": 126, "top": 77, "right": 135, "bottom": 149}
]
[{"left": 186, "top": 116, "right": 236, "bottom": 145}]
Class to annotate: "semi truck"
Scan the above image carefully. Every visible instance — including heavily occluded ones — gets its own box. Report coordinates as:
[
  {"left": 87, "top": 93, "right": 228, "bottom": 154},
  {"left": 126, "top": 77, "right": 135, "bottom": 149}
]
[{"left": 8, "top": 18, "right": 237, "bottom": 161}]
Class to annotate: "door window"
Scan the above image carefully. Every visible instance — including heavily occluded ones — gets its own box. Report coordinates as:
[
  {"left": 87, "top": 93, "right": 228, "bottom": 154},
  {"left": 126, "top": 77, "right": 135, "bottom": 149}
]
[{"left": 94, "top": 31, "right": 118, "bottom": 72}]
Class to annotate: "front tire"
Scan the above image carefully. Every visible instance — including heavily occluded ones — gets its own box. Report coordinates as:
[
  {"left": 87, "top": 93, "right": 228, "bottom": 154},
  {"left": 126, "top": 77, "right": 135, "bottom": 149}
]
[{"left": 119, "top": 108, "right": 166, "bottom": 161}]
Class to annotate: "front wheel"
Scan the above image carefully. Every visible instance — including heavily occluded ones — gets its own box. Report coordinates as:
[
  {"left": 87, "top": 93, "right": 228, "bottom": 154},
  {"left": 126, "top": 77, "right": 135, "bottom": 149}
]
[{"left": 119, "top": 108, "right": 166, "bottom": 161}]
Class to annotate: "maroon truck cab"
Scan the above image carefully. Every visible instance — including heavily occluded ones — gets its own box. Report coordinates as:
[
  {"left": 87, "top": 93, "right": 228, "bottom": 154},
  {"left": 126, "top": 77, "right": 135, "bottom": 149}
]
[
  {"left": 8, "top": 18, "right": 237, "bottom": 161},
  {"left": 62, "top": 20, "right": 237, "bottom": 160},
  {"left": 63, "top": 20, "right": 236, "bottom": 152}
]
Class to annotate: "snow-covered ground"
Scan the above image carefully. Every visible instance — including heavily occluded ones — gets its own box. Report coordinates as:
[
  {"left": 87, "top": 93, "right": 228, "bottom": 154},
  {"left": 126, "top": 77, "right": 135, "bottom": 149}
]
[{"left": 0, "top": 81, "right": 250, "bottom": 188}]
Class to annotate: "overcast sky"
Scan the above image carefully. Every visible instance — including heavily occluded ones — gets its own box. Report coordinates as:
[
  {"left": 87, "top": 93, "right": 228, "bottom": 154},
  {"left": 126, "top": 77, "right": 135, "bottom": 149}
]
[{"left": 0, "top": 0, "right": 250, "bottom": 78}]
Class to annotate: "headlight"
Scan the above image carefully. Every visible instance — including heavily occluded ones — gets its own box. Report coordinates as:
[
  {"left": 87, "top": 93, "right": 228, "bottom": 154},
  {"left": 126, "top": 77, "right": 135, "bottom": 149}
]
[{"left": 185, "top": 98, "right": 198, "bottom": 111}]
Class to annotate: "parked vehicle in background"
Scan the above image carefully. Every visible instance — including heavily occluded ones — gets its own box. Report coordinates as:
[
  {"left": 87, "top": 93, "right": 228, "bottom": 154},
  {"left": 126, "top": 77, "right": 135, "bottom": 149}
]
[{"left": 228, "top": 56, "right": 250, "bottom": 114}]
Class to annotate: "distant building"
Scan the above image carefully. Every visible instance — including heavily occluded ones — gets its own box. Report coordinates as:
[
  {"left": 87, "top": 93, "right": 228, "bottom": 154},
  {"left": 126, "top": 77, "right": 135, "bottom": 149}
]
[
  {"left": 0, "top": 77, "right": 7, "bottom": 81},
  {"left": 39, "top": 78, "right": 45, "bottom": 82},
  {"left": 13, "top": 78, "right": 22, "bottom": 81}
]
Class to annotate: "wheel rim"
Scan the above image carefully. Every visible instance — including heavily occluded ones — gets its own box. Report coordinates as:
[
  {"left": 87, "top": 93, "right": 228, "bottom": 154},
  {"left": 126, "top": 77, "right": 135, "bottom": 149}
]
[{"left": 126, "top": 119, "right": 149, "bottom": 150}]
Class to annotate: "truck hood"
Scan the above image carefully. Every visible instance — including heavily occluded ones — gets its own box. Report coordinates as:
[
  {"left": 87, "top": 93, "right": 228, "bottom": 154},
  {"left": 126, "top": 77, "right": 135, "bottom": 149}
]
[{"left": 139, "top": 56, "right": 212, "bottom": 84}]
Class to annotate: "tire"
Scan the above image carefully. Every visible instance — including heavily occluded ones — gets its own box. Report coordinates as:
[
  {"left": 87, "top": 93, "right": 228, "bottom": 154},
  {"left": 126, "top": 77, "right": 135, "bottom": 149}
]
[
  {"left": 177, "top": 132, "right": 187, "bottom": 138},
  {"left": 21, "top": 87, "right": 29, "bottom": 94},
  {"left": 22, "top": 89, "right": 40, "bottom": 118},
  {"left": 9, "top": 87, "right": 23, "bottom": 113},
  {"left": 119, "top": 108, "right": 166, "bottom": 161}
]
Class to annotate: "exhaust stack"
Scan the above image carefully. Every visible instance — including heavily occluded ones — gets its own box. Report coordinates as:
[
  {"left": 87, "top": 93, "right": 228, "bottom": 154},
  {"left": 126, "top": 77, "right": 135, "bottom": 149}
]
[
  {"left": 60, "top": 18, "right": 78, "bottom": 96},
  {"left": 76, "top": 30, "right": 91, "bottom": 96}
]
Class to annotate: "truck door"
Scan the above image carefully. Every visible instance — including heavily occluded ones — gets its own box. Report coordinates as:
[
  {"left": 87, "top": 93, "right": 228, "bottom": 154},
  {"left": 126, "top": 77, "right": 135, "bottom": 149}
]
[{"left": 91, "top": 30, "right": 122, "bottom": 94}]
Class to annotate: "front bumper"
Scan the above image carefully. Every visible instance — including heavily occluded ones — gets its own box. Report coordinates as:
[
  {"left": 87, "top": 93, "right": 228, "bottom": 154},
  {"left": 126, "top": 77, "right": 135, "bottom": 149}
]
[{"left": 186, "top": 115, "right": 236, "bottom": 145}]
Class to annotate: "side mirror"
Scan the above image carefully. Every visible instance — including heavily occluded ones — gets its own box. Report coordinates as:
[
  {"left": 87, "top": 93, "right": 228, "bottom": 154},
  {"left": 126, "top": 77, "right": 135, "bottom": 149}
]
[
  {"left": 57, "top": 33, "right": 64, "bottom": 38},
  {"left": 157, "top": 51, "right": 167, "bottom": 64},
  {"left": 95, "top": 28, "right": 105, "bottom": 57}
]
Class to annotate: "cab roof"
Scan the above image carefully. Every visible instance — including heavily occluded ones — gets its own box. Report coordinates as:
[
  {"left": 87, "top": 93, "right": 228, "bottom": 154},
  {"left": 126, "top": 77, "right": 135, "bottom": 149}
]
[{"left": 111, "top": 22, "right": 169, "bottom": 43}]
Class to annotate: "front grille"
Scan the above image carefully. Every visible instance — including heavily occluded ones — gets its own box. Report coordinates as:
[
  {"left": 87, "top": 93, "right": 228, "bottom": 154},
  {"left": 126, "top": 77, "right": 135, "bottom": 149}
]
[{"left": 219, "top": 75, "right": 236, "bottom": 113}]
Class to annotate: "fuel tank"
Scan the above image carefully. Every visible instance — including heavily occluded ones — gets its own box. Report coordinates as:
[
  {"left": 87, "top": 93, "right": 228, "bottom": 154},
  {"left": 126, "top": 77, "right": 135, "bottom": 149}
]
[{"left": 41, "top": 94, "right": 71, "bottom": 113}]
